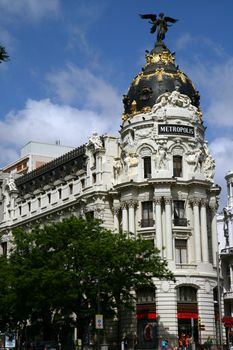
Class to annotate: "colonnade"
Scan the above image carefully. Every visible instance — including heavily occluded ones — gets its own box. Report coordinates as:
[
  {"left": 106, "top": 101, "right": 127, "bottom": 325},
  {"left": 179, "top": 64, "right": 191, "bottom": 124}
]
[
  {"left": 114, "top": 200, "right": 138, "bottom": 234},
  {"left": 112, "top": 195, "right": 218, "bottom": 265}
]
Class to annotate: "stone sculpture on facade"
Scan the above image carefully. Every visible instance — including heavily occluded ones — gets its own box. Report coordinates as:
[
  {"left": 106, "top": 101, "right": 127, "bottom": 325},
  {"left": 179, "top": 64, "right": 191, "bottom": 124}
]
[
  {"left": 156, "top": 146, "right": 167, "bottom": 169},
  {"left": 87, "top": 131, "right": 103, "bottom": 150},
  {"left": 203, "top": 154, "right": 215, "bottom": 182},
  {"left": 113, "top": 158, "right": 123, "bottom": 180},
  {"left": 152, "top": 87, "right": 201, "bottom": 123},
  {"left": 124, "top": 152, "right": 138, "bottom": 177},
  {"left": 5, "top": 174, "right": 17, "bottom": 191}
]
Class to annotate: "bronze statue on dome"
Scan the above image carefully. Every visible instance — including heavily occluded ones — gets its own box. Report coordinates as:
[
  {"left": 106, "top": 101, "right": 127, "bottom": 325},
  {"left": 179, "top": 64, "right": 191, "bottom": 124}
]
[{"left": 140, "top": 12, "right": 178, "bottom": 42}]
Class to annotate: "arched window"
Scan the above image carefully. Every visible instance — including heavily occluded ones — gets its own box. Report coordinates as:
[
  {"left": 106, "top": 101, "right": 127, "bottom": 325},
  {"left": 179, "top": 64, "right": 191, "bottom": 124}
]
[
  {"left": 136, "top": 286, "right": 156, "bottom": 304},
  {"left": 177, "top": 286, "right": 197, "bottom": 303}
]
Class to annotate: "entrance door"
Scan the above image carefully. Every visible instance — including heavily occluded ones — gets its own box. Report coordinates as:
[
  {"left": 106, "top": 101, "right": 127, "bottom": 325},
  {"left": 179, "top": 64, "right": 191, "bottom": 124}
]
[
  {"left": 137, "top": 320, "right": 157, "bottom": 349},
  {"left": 178, "top": 318, "right": 198, "bottom": 343}
]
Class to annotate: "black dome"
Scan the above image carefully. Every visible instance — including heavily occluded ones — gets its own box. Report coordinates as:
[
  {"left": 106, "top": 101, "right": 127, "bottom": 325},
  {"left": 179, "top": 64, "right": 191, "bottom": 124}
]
[{"left": 122, "top": 42, "right": 200, "bottom": 120}]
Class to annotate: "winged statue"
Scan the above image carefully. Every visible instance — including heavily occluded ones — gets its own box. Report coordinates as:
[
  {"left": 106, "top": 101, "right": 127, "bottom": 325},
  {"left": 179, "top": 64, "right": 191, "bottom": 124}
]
[{"left": 140, "top": 12, "right": 178, "bottom": 42}]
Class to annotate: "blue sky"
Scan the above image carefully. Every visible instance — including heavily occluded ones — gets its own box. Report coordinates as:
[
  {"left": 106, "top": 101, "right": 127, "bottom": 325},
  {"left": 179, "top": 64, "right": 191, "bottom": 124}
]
[{"left": 0, "top": 0, "right": 233, "bottom": 208}]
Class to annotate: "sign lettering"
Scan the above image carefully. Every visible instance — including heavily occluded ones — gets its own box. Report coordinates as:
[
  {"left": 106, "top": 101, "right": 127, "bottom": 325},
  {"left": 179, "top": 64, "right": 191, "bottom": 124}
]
[{"left": 158, "top": 124, "right": 195, "bottom": 137}]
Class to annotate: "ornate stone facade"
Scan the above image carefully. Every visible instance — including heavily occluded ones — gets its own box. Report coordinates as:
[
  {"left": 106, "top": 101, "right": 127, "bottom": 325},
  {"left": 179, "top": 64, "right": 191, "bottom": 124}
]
[{"left": 0, "top": 39, "right": 223, "bottom": 350}]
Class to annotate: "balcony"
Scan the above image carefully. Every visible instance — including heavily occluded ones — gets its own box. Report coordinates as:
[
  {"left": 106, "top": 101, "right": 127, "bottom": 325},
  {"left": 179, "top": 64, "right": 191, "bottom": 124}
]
[
  {"left": 173, "top": 218, "right": 188, "bottom": 227},
  {"left": 224, "top": 291, "right": 233, "bottom": 300},
  {"left": 221, "top": 247, "right": 233, "bottom": 255},
  {"left": 140, "top": 219, "right": 155, "bottom": 228}
]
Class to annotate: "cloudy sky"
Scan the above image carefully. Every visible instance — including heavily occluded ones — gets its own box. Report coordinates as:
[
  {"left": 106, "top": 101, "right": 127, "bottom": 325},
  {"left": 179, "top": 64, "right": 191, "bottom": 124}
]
[{"left": 0, "top": 0, "right": 233, "bottom": 208}]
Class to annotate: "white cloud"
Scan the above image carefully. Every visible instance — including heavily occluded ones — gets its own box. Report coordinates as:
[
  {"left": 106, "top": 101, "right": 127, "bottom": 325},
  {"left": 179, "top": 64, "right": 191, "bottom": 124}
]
[
  {"left": 175, "top": 33, "right": 194, "bottom": 50},
  {"left": 0, "top": 0, "right": 60, "bottom": 20},
  {"left": 46, "top": 64, "right": 122, "bottom": 115},
  {"left": 0, "top": 95, "right": 121, "bottom": 167},
  {"left": 0, "top": 63, "right": 122, "bottom": 167}
]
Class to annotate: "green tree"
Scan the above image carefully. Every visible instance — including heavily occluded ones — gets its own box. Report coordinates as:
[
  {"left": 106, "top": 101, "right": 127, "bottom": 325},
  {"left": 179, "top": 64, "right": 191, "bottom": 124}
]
[
  {"left": 5, "top": 217, "right": 174, "bottom": 344},
  {"left": 0, "top": 46, "right": 9, "bottom": 63}
]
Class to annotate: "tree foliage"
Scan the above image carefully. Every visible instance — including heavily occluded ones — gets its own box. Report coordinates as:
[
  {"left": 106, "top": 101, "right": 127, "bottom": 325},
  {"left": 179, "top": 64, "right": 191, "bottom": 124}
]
[
  {"left": 1, "top": 217, "right": 174, "bottom": 341},
  {"left": 0, "top": 46, "right": 9, "bottom": 63}
]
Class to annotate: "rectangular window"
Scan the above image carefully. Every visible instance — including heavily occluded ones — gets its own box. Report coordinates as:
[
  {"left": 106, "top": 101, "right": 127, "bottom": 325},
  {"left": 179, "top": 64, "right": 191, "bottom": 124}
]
[
  {"left": 173, "top": 200, "right": 187, "bottom": 226},
  {"left": 58, "top": 188, "right": 62, "bottom": 199},
  {"left": 175, "top": 239, "right": 187, "bottom": 264},
  {"left": 141, "top": 201, "right": 154, "bottom": 227},
  {"left": 48, "top": 193, "right": 51, "bottom": 204},
  {"left": 86, "top": 211, "right": 94, "bottom": 220},
  {"left": 1, "top": 242, "right": 7, "bottom": 257},
  {"left": 144, "top": 157, "right": 151, "bottom": 178},
  {"left": 69, "top": 184, "right": 73, "bottom": 195},
  {"left": 173, "top": 155, "right": 182, "bottom": 177}
]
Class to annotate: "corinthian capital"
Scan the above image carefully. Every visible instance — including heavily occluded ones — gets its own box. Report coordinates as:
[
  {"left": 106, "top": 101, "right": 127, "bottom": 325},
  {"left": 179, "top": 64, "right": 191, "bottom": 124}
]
[
  {"left": 200, "top": 198, "right": 208, "bottom": 207},
  {"left": 121, "top": 201, "right": 128, "bottom": 209},
  {"left": 128, "top": 200, "right": 138, "bottom": 208},
  {"left": 189, "top": 197, "right": 201, "bottom": 207},
  {"left": 112, "top": 207, "right": 120, "bottom": 215},
  {"left": 164, "top": 196, "right": 173, "bottom": 205},
  {"left": 153, "top": 196, "right": 162, "bottom": 205}
]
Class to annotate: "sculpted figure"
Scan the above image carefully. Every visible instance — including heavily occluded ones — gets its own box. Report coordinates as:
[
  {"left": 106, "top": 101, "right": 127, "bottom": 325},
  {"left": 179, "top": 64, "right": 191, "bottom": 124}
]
[
  {"left": 153, "top": 92, "right": 169, "bottom": 113},
  {"left": 203, "top": 155, "right": 215, "bottom": 181},
  {"left": 194, "top": 148, "right": 203, "bottom": 172},
  {"left": 124, "top": 153, "right": 138, "bottom": 177},
  {"left": 113, "top": 158, "right": 122, "bottom": 179},
  {"left": 88, "top": 131, "right": 103, "bottom": 150},
  {"left": 156, "top": 147, "right": 167, "bottom": 169},
  {"left": 140, "top": 13, "right": 178, "bottom": 42},
  {"left": 6, "top": 174, "right": 17, "bottom": 191}
]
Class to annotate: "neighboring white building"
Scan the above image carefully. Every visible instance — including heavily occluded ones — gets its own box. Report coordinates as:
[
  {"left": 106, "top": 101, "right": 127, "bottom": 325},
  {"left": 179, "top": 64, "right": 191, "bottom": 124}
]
[
  {"left": 0, "top": 38, "right": 223, "bottom": 349},
  {"left": 2, "top": 141, "right": 74, "bottom": 175},
  {"left": 217, "top": 171, "right": 233, "bottom": 345}
]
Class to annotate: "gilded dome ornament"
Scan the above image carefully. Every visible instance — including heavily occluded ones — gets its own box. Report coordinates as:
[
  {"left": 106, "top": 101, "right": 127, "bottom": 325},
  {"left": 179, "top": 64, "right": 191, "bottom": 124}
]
[
  {"left": 122, "top": 13, "right": 200, "bottom": 118},
  {"left": 131, "top": 100, "right": 137, "bottom": 114},
  {"left": 146, "top": 50, "right": 174, "bottom": 66}
]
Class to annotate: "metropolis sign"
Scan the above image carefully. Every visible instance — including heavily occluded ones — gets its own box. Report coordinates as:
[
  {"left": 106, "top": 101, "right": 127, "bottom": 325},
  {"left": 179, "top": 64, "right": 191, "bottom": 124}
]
[{"left": 158, "top": 124, "right": 195, "bottom": 137}]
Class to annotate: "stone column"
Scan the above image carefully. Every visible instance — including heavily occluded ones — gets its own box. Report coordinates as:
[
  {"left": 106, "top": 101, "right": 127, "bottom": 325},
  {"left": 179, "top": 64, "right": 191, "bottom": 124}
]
[
  {"left": 113, "top": 207, "right": 120, "bottom": 233},
  {"left": 210, "top": 204, "right": 218, "bottom": 266},
  {"left": 192, "top": 198, "right": 202, "bottom": 263},
  {"left": 128, "top": 200, "right": 137, "bottom": 234},
  {"left": 154, "top": 197, "right": 163, "bottom": 254},
  {"left": 164, "top": 197, "right": 173, "bottom": 260},
  {"left": 200, "top": 199, "right": 209, "bottom": 263},
  {"left": 121, "top": 202, "right": 128, "bottom": 232}
]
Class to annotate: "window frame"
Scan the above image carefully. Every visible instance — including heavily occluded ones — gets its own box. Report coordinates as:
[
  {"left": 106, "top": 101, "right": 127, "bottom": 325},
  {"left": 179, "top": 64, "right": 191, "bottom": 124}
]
[
  {"left": 175, "top": 239, "right": 188, "bottom": 264},
  {"left": 173, "top": 155, "right": 183, "bottom": 177},
  {"left": 143, "top": 156, "right": 152, "bottom": 179},
  {"left": 173, "top": 200, "right": 187, "bottom": 226},
  {"left": 141, "top": 201, "right": 154, "bottom": 227}
]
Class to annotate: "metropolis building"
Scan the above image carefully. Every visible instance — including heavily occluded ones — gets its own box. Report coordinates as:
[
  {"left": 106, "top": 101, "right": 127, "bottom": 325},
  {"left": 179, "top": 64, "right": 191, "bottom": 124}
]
[{"left": 0, "top": 16, "right": 223, "bottom": 349}]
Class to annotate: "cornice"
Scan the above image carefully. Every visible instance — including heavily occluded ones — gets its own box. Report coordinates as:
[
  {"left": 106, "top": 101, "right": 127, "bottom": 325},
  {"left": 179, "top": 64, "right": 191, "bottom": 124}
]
[{"left": 15, "top": 144, "right": 86, "bottom": 187}]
